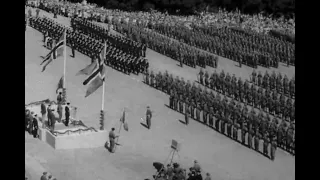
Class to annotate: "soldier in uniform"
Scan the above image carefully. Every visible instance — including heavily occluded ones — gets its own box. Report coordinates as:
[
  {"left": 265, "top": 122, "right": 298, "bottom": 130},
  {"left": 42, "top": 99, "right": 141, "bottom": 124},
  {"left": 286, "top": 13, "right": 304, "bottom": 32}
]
[
  {"left": 196, "top": 103, "right": 201, "bottom": 122},
  {"left": 203, "top": 101, "right": 208, "bottom": 125},
  {"left": 190, "top": 99, "right": 196, "bottom": 120},
  {"left": 270, "top": 137, "right": 277, "bottom": 160},
  {"left": 208, "top": 106, "right": 214, "bottom": 128},
  {"left": 263, "top": 131, "right": 269, "bottom": 157},
  {"left": 286, "top": 123, "right": 295, "bottom": 154},
  {"left": 150, "top": 71, "right": 155, "bottom": 87},
  {"left": 241, "top": 114, "right": 247, "bottom": 145},
  {"left": 226, "top": 113, "right": 233, "bottom": 138},
  {"left": 145, "top": 70, "right": 150, "bottom": 85},
  {"left": 185, "top": 99, "right": 190, "bottom": 125},
  {"left": 146, "top": 106, "right": 152, "bottom": 129},
  {"left": 204, "top": 71, "right": 209, "bottom": 87},
  {"left": 254, "top": 130, "right": 261, "bottom": 152},
  {"left": 247, "top": 116, "right": 253, "bottom": 149},
  {"left": 198, "top": 68, "right": 204, "bottom": 85}
]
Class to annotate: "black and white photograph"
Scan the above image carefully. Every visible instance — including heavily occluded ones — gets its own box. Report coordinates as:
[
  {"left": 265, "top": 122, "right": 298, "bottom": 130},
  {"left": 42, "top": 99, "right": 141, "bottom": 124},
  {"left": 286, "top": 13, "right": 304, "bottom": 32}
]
[{"left": 25, "top": 0, "right": 295, "bottom": 179}]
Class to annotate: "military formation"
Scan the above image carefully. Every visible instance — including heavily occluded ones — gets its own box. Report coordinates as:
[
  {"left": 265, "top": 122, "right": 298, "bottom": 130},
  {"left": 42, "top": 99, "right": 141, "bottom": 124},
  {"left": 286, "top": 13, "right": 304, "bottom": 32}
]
[
  {"left": 144, "top": 70, "right": 295, "bottom": 159},
  {"left": 198, "top": 69, "right": 295, "bottom": 123},
  {"left": 150, "top": 23, "right": 295, "bottom": 68},
  {"left": 28, "top": 16, "right": 149, "bottom": 75},
  {"left": 71, "top": 18, "right": 147, "bottom": 58},
  {"left": 251, "top": 70, "right": 295, "bottom": 99},
  {"left": 112, "top": 21, "right": 218, "bottom": 69}
]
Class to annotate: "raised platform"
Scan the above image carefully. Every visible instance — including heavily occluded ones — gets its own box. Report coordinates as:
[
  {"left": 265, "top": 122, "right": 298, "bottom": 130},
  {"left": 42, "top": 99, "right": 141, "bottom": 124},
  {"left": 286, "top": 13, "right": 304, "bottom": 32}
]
[
  {"left": 39, "top": 127, "right": 108, "bottom": 150},
  {"left": 27, "top": 99, "right": 107, "bottom": 150}
]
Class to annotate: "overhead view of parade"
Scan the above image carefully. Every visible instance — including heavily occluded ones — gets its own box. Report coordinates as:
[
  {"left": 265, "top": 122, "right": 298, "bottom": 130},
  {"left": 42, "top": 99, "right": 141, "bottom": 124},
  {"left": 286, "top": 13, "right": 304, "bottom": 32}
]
[{"left": 25, "top": 0, "right": 295, "bottom": 180}]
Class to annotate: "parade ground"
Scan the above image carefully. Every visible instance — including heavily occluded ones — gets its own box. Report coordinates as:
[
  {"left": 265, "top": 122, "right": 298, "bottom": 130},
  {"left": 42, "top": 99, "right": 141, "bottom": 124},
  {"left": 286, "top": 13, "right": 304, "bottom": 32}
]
[{"left": 25, "top": 10, "right": 295, "bottom": 180}]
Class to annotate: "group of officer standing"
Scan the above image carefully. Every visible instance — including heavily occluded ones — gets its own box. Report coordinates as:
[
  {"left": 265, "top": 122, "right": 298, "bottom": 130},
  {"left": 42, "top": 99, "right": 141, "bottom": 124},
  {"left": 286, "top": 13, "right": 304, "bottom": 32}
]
[{"left": 144, "top": 70, "right": 295, "bottom": 160}]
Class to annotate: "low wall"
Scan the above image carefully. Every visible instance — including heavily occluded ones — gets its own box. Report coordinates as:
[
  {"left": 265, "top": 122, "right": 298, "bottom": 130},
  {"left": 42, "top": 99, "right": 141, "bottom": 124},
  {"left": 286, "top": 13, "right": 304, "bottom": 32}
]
[
  {"left": 39, "top": 127, "right": 108, "bottom": 150},
  {"left": 55, "top": 130, "right": 108, "bottom": 150}
]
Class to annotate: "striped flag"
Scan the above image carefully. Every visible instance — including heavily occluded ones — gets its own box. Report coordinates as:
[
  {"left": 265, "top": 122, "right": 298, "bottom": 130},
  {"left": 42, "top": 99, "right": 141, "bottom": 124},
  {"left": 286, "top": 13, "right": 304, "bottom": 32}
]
[
  {"left": 41, "top": 31, "right": 66, "bottom": 72},
  {"left": 83, "top": 43, "right": 106, "bottom": 97},
  {"left": 56, "top": 76, "right": 64, "bottom": 94},
  {"left": 120, "top": 110, "right": 125, "bottom": 123}
]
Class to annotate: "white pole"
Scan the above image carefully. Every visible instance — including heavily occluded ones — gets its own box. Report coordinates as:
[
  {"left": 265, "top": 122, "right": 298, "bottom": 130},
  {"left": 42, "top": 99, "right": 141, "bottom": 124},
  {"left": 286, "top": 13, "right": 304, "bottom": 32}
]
[
  {"left": 101, "top": 41, "right": 107, "bottom": 111},
  {"left": 101, "top": 79, "right": 105, "bottom": 111},
  {"left": 63, "top": 29, "right": 67, "bottom": 89}
]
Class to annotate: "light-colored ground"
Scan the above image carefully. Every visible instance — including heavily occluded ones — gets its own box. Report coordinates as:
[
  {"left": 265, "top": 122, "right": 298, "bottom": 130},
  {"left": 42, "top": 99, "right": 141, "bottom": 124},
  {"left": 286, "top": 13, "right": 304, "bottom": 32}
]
[{"left": 26, "top": 9, "right": 295, "bottom": 180}]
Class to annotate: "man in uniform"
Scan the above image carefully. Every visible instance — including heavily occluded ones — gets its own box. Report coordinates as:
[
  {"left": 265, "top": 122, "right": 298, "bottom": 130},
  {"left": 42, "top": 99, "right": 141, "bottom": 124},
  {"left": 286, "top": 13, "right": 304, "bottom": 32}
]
[
  {"left": 263, "top": 131, "right": 270, "bottom": 157},
  {"left": 57, "top": 92, "right": 62, "bottom": 104},
  {"left": 65, "top": 102, "right": 70, "bottom": 126},
  {"left": 196, "top": 103, "right": 201, "bottom": 122},
  {"left": 270, "top": 136, "right": 277, "bottom": 160},
  {"left": 145, "top": 70, "right": 150, "bottom": 85},
  {"left": 198, "top": 68, "right": 204, "bottom": 85},
  {"left": 108, "top": 127, "right": 119, "bottom": 153},
  {"left": 185, "top": 101, "right": 190, "bottom": 125},
  {"left": 203, "top": 101, "right": 208, "bottom": 125},
  {"left": 57, "top": 103, "right": 63, "bottom": 123},
  {"left": 146, "top": 106, "right": 152, "bottom": 129}
]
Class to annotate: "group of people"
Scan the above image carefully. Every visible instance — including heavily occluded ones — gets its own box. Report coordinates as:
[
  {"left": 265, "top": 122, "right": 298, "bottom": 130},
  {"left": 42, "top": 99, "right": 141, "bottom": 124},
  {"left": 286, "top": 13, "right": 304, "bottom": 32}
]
[
  {"left": 71, "top": 18, "right": 147, "bottom": 58},
  {"left": 144, "top": 70, "right": 295, "bottom": 159},
  {"left": 29, "top": 15, "right": 150, "bottom": 76},
  {"left": 152, "top": 160, "right": 211, "bottom": 180},
  {"left": 40, "top": 171, "right": 57, "bottom": 180},
  {"left": 33, "top": 1, "right": 295, "bottom": 71},
  {"left": 150, "top": 23, "right": 295, "bottom": 68},
  {"left": 25, "top": 109, "right": 39, "bottom": 138},
  {"left": 114, "top": 22, "right": 218, "bottom": 69},
  {"left": 34, "top": 0, "right": 295, "bottom": 35},
  {"left": 198, "top": 69, "right": 295, "bottom": 122}
]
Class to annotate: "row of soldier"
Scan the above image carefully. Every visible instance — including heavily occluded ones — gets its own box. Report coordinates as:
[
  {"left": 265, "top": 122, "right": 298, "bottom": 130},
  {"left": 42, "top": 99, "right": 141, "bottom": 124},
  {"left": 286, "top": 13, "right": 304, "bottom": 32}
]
[
  {"left": 144, "top": 70, "right": 295, "bottom": 158},
  {"left": 150, "top": 23, "right": 295, "bottom": 68},
  {"left": 30, "top": 16, "right": 100, "bottom": 59},
  {"left": 198, "top": 69, "right": 295, "bottom": 122},
  {"left": 29, "top": 16, "right": 149, "bottom": 76},
  {"left": 35, "top": 3, "right": 219, "bottom": 69},
  {"left": 251, "top": 70, "right": 295, "bottom": 99},
  {"left": 111, "top": 20, "right": 218, "bottom": 69},
  {"left": 71, "top": 18, "right": 147, "bottom": 58}
]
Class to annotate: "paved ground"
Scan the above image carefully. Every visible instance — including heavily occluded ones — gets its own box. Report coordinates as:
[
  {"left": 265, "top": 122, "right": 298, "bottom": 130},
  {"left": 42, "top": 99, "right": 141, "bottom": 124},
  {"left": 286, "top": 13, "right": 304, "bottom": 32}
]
[{"left": 25, "top": 8, "right": 295, "bottom": 180}]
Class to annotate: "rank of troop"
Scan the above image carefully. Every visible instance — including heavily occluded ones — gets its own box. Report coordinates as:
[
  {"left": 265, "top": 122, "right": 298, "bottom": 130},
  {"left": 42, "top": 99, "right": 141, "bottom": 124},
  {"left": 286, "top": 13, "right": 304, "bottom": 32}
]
[
  {"left": 28, "top": 16, "right": 149, "bottom": 75},
  {"left": 70, "top": 18, "right": 147, "bottom": 58},
  {"left": 110, "top": 20, "right": 218, "bottom": 69},
  {"left": 197, "top": 69, "right": 295, "bottom": 122},
  {"left": 149, "top": 23, "right": 295, "bottom": 68},
  {"left": 144, "top": 70, "right": 295, "bottom": 160}
]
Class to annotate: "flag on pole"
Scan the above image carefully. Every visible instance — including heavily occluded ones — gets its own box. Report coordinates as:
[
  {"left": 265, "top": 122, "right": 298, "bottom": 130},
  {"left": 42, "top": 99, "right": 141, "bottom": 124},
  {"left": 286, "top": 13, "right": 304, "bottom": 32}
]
[
  {"left": 120, "top": 110, "right": 125, "bottom": 123},
  {"left": 76, "top": 61, "right": 97, "bottom": 76},
  {"left": 123, "top": 122, "right": 128, "bottom": 131},
  {"left": 83, "top": 43, "right": 106, "bottom": 98},
  {"left": 41, "top": 31, "right": 66, "bottom": 72},
  {"left": 56, "top": 76, "right": 64, "bottom": 94}
]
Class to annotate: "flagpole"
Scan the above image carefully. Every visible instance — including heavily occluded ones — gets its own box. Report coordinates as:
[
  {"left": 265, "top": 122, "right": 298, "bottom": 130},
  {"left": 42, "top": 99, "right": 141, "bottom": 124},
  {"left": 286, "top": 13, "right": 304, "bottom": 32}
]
[{"left": 63, "top": 29, "right": 67, "bottom": 89}]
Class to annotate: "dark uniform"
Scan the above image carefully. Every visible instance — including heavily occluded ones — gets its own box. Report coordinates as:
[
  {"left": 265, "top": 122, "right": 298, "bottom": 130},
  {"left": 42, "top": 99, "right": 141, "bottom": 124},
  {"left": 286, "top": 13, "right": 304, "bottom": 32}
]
[
  {"left": 146, "top": 106, "right": 152, "bottom": 129},
  {"left": 65, "top": 103, "right": 70, "bottom": 126}
]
